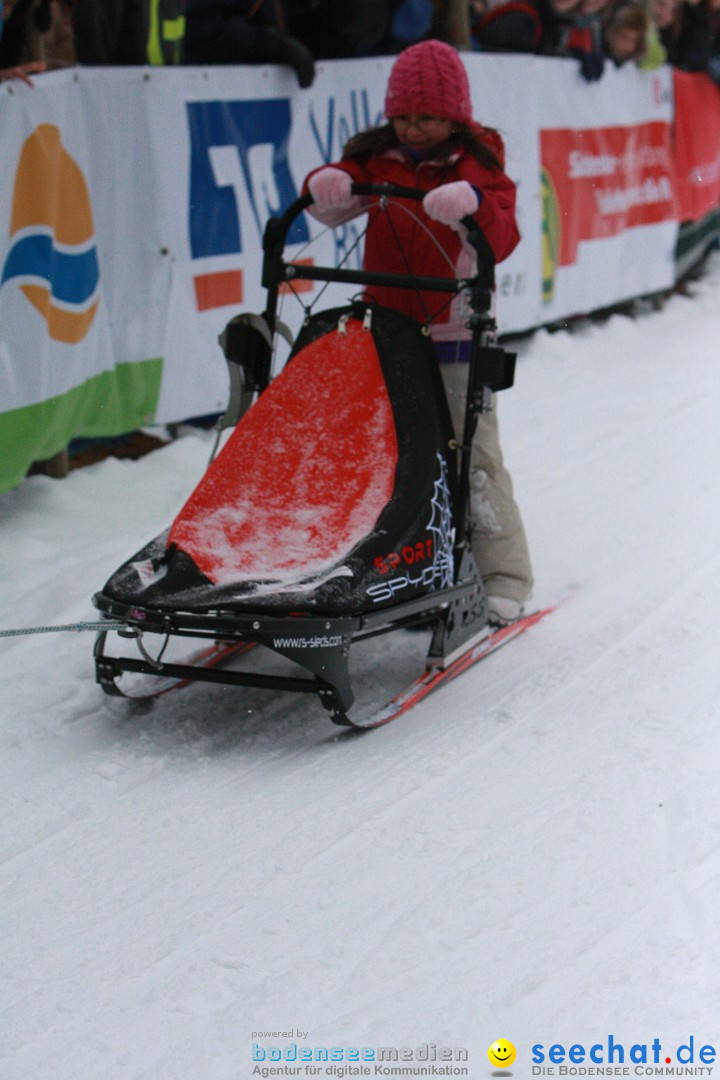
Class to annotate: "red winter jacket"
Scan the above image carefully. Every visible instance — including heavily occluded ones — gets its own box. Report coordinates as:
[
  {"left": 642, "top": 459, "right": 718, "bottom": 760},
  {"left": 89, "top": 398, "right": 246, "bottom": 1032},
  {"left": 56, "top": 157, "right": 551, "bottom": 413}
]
[{"left": 302, "top": 128, "right": 520, "bottom": 342}]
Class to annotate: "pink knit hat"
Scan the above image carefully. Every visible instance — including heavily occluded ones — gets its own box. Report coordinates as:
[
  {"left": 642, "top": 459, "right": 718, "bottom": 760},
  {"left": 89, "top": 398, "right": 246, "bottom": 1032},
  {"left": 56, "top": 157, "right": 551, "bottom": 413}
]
[{"left": 384, "top": 40, "right": 473, "bottom": 125}]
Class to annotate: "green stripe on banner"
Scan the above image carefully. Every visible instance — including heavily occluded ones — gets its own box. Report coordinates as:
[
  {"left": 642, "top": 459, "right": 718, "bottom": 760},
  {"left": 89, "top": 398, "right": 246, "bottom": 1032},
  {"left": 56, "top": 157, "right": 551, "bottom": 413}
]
[{"left": 0, "top": 358, "right": 164, "bottom": 494}]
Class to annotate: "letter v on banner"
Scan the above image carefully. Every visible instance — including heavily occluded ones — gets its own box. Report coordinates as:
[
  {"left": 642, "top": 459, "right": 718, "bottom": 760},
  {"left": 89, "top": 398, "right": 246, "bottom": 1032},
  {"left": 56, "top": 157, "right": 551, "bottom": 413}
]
[{"left": 186, "top": 99, "right": 309, "bottom": 312}]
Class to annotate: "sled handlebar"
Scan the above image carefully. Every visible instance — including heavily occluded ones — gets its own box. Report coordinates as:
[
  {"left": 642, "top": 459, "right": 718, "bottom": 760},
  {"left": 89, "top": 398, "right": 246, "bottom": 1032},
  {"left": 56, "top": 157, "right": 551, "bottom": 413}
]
[
  {"left": 355, "top": 183, "right": 497, "bottom": 276},
  {"left": 262, "top": 183, "right": 496, "bottom": 298}
]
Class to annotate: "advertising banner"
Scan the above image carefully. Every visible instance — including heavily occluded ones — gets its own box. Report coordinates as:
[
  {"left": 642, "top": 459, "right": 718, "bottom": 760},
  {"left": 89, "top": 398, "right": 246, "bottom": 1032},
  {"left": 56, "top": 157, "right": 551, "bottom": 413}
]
[
  {"left": 149, "top": 59, "right": 394, "bottom": 425},
  {"left": 671, "top": 68, "right": 720, "bottom": 222},
  {"left": 0, "top": 58, "right": 702, "bottom": 493},
  {"left": 0, "top": 70, "right": 166, "bottom": 490},
  {"left": 135, "top": 56, "right": 680, "bottom": 424},
  {"left": 536, "top": 60, "right": 677, "bottom": 322}
]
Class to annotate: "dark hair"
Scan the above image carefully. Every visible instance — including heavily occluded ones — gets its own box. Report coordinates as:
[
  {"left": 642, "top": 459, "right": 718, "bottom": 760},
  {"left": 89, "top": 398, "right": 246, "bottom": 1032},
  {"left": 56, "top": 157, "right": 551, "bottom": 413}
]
[{"left": 342, "top": 122, "right": 504, "bottom": 173}]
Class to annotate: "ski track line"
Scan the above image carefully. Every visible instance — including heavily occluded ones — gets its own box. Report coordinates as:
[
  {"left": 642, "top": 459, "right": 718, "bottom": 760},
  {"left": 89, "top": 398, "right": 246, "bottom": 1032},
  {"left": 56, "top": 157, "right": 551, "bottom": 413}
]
[
  {"left": 489, "top": 549, "right": 720, "bottom": 731},
  {"left": 0, "top": 673, "right": 712, "bottom": 1056},
  {"left": 0, "top": 724, "right": 323, "bottom": 872},
  {"left": 1, "top": 630, "right": 569, "bottom": 972},
  {"left": 1, "top": 615, "right": 568, "bottom": 884},
  {"left": 4, "top": 541, "right": 714, "bottom": 881},
  {"left": 1, "top": 665, "right": 445, "bottom": 885}
]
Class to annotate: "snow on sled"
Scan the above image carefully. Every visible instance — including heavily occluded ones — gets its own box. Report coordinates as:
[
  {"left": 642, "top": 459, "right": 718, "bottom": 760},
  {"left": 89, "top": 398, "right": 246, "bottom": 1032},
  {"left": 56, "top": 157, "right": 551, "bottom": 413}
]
[{"left": 93, "top": 184, "right": 519, "bottom": 727}]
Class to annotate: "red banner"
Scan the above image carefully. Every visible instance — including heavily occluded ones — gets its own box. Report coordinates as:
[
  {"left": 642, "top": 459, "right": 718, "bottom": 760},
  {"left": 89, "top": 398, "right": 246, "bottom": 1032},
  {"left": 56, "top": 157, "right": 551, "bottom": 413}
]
[
  {"left": 540, "top": 122, "right": 675, "bottom": 267},
  {"left": 672, "top": 69, "right": 720, "bottom": 222}
]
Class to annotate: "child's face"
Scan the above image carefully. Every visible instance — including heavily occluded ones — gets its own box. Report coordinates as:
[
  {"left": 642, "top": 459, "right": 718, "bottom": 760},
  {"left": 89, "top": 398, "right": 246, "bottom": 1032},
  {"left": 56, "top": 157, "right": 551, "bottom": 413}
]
[
  {"left": 652, "top": 0, "right": 679, "bottom": 27},
  {"left": 609, "top": 25, "right": 643, "bottom": 59},
  {"left": 392, "top": 115, "right": 455, "bottom": 150},
  {"left": 550, "top": 0, "right": 581, "bottom": 14},
  {"left": 579, "top": 0, "right": 609, "bottom": 14}
]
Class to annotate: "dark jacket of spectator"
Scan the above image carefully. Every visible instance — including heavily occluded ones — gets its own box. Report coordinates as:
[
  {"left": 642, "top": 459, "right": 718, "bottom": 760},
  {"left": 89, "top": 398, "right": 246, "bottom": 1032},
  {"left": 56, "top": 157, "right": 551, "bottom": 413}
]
[
  {"left": 286, "top": 0, "right": 406, "bottom": 59},
  {"left": 73, "top": 0, "right": 148, "bottom": 64},
  {"left": 185, "top": 0, "right": 315, "bottom": 86},
  {"left": 472, "top": 0, "right": 582, "bottom": 55},
  {"left": 0, "top": 0, "right": 75, "bottom": 68},
  {"left": 652, "top": 0, "right": 713, "bottom": 71}
]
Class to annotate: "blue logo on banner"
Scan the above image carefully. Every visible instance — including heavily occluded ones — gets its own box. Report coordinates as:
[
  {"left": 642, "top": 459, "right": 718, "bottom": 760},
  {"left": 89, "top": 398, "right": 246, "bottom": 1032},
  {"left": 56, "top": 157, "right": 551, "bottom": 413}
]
[{"left": 187, "top": 98, "right": 309, "bottom": 261}]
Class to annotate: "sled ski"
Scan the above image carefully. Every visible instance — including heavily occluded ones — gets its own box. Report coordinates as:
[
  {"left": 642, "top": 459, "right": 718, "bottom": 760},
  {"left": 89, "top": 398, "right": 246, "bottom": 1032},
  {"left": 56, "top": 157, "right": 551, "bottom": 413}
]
[
  {"left": 93, "top": 183, "right": 523, "bottom": 729},
  {"left": 93, "top": 575, "right": 485, "bottom": 723},
  {"left": 94, "top": 603, "right": 553, "bottom": 724},
  {"left": 347, "top": 607, "right": 554, "bottom": 729}
]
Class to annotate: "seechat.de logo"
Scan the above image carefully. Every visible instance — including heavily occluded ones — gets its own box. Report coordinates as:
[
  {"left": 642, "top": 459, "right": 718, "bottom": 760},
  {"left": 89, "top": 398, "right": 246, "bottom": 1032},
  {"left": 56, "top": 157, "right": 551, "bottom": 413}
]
[{"left": 1, "top": 124, "right": 100, "bottom": 344}]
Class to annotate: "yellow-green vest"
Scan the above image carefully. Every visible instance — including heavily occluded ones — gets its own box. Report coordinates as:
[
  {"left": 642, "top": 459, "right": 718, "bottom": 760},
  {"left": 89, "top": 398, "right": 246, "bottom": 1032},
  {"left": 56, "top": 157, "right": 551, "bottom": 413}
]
[{"left": 147, "top": 0, "right": 186, "bottom": 64}]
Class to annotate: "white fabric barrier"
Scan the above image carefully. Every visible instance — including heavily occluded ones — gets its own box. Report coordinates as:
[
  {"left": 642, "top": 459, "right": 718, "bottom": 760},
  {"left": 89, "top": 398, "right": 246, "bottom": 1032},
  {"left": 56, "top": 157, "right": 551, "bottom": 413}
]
[{"left": 0, "top": 57, "right": 679, "bottom": 489}]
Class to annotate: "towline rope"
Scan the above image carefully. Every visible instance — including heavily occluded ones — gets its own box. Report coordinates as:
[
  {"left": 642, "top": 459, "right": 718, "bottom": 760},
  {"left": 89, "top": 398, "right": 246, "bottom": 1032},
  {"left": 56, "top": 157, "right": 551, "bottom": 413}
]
[{"left": 0, "top": 620, "right": 127, "bottom": 638}]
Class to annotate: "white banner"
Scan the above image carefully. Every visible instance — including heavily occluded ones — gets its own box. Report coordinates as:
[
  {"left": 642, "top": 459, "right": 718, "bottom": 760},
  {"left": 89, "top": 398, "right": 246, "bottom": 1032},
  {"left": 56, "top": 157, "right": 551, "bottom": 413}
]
[
  {"left": 0, "top": 57, "right": 680, "bottom": 437},
  {"left": 0, "top": 70, "right": 166, "bottom": 413},
  {"left": 150, "top": 58, "right": 396, "bottom": 422},
  {"left": 530, "top": 57, "right": 676, "bottom": 323}
]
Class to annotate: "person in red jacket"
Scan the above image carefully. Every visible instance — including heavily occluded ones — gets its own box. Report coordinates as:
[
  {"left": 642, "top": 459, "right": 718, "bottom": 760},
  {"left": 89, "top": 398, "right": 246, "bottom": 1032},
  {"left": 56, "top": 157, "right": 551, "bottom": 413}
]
[{"left": 303, "top": 39, "right": 533, "bottom": 625}]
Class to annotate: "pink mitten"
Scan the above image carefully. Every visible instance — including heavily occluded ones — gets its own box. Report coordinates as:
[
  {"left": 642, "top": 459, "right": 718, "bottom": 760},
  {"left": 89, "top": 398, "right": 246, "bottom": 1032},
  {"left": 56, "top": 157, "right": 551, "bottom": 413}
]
[
  {"left": 422, "top": 181, "right": 479, "bottom": 226},
  {"left": 308, "top": 167, "right": 354, "bottom": 210}
]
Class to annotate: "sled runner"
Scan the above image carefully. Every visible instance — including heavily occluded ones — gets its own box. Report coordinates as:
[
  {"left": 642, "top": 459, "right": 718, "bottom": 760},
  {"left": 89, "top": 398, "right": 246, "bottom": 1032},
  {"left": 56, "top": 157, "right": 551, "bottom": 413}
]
[{"left": 92, "top": 184, "right": 519, "bottom": 726}]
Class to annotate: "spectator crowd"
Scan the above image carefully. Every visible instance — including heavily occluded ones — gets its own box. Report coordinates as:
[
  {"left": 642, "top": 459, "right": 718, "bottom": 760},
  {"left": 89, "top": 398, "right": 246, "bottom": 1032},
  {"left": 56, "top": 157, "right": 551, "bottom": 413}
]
[
  {"left": 471, "top": 0, "right": 720, "bottom": 80},
  {"left": 1, "top": 0, "right": 720, "bottom": 86}
]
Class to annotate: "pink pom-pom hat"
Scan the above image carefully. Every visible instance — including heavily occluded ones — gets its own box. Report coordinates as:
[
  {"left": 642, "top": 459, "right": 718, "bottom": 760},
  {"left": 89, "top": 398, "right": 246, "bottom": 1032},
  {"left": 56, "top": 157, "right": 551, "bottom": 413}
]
[{"left": 384, "top": 39, "right": 473, "bottom": 125}]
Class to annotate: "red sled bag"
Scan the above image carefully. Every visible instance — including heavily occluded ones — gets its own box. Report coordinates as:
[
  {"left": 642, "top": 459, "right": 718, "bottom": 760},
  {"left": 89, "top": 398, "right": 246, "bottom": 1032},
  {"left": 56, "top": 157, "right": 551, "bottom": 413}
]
[{"left": 102, "top": 302, "right": 457, "bottom": 617}]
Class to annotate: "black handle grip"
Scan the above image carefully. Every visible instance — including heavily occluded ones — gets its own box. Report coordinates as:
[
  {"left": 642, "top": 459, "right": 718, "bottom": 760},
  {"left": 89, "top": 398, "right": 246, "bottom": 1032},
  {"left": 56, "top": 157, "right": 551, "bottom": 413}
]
[
  {"left": 272, "top": 182, "right": 491, "bottom": 257},
  {"left": 263, "top": 182, "right": 495, "bottom": 297}
]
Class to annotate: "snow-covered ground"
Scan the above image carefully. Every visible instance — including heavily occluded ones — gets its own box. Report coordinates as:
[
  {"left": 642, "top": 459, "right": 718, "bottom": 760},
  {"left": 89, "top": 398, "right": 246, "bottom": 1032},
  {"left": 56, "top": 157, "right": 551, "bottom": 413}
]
[{"left": 2, "top": 256, "right": 720, "bottom": 1080}]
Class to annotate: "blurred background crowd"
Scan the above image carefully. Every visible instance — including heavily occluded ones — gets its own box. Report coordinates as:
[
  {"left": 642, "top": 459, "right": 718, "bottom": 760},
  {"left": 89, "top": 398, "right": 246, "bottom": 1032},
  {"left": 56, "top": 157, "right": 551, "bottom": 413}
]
[{"left": 1, "top": 0, "right": 720, "bottom": 86}]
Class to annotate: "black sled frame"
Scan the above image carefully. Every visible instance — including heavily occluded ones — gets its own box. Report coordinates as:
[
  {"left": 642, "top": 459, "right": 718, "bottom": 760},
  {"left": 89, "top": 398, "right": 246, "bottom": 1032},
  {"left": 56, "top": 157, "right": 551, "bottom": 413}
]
[{"left": 93, "top": 184, "right": 517, "bottom": 725}]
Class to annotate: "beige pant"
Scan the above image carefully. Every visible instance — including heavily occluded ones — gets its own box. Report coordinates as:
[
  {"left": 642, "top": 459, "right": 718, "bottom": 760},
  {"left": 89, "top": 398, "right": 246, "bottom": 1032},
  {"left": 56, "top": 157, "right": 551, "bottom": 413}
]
[{"left": 441, "top": 363, "right": 533, "bottom": 604}]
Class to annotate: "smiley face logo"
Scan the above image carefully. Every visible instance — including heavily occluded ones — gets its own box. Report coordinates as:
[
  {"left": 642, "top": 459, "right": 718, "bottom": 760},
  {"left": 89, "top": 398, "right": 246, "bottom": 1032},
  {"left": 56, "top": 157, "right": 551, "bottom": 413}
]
[{"left": 488, "top": 1039, "right": 516, "bottom": 1070}]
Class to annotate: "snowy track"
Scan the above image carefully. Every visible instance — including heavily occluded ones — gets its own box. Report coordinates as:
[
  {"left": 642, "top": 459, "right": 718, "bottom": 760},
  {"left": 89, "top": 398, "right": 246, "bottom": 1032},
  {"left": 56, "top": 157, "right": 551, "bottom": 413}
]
[{"left": 2, "top": 260, "right": 720, "bottom": 1079}]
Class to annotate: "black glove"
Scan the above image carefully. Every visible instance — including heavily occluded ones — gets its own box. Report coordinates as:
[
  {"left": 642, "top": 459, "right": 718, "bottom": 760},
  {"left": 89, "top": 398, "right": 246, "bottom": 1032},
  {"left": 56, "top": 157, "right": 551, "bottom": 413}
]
[
  {"left": 263, "top": 28, "right": 316, "bottom": 88},
  {"left": 571, "top": 49, "right": 605, "bottom": 82}
]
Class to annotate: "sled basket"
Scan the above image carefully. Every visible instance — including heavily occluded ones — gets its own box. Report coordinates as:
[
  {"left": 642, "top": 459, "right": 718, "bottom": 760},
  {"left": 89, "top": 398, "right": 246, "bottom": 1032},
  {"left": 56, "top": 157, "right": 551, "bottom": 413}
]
[{"left": 93, "top": 184, "right": 516, "bottom": 724}]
